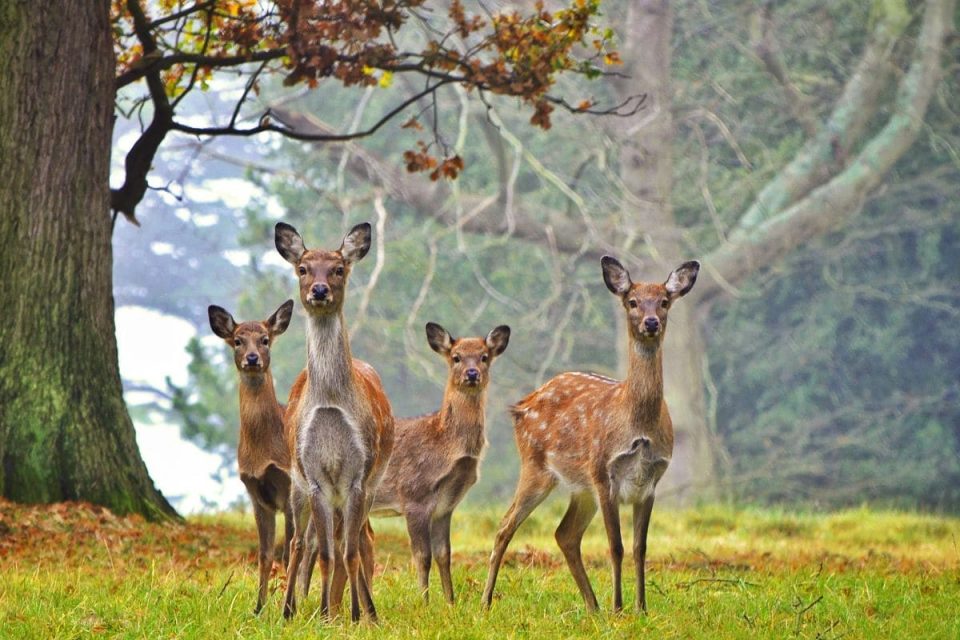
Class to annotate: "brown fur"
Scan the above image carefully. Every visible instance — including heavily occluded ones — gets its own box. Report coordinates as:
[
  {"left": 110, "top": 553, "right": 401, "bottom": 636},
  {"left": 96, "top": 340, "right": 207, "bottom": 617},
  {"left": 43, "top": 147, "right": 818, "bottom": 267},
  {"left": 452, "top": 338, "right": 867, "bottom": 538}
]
[
  {"left": 363, "top": 324, "right": 509, "bottom": 603},
  {"left": 482, "top": 258, "right": 699, "bottom": 613},
  {"left": 208, "top": 300, "right": 294, "bottom": 615}
]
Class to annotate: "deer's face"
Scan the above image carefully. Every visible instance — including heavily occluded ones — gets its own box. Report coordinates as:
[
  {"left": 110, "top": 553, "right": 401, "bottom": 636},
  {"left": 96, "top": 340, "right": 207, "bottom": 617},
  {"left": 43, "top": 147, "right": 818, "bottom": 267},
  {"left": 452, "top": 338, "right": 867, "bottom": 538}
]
[
  {"left": 622, "top": 283, "right": 673, "bottom": 342},
  {"left": 602, "top": 257, "right": 700, "bottom": 347},
  {"left": 294, "top": 250, "right": 350, "bottom": 314},
  {"left": 275, "top": 222, "right": 371, "bottom": 317},
  {"left": 426, "top": 323, "right": 511, "bottom": 391},
  {"left": 208, "top": 300, "right": 293, "bottom": 377},
  {"left": 229, "top": 322, "right": 275, "bottom": 373}
]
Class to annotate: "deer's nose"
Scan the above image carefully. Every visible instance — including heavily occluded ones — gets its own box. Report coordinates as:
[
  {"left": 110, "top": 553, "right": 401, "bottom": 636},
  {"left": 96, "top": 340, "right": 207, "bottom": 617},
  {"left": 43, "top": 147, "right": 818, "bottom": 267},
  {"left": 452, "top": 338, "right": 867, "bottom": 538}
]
[
  {"left": 644, "top": 317, "right": 660, "bottom": 333},
  {"left": 465, "top": 368, "right": 480, "bottom": 382},
  {"left": 245, "top": 353, "right": 260, "bottom": 366},
  {"left": 311, "top": 283, "right": 329, "bottom": 300}
]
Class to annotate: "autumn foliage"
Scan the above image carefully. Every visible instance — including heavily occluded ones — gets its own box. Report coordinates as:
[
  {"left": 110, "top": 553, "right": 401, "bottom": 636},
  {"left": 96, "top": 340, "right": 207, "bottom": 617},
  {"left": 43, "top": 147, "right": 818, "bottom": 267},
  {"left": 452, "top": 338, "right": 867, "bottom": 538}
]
[{"left": 110, "top": 0, "right": 633, "bottom": 214}]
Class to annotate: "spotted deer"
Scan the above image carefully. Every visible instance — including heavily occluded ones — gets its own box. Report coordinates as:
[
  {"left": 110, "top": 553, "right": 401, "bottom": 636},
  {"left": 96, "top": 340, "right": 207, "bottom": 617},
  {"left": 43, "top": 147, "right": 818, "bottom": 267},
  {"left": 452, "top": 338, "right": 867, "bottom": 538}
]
[
  {"left": 207, "top": 300, "right": 295, "bottom": 615},
  {"left": 358, "top": 322, "right": 510, "bottom": 604},
  {"left": 275, "top": 222, "right": 394, "bottom": 623},
  {"left": 482, "top": 257, "right": 700, "bottom": 613}
]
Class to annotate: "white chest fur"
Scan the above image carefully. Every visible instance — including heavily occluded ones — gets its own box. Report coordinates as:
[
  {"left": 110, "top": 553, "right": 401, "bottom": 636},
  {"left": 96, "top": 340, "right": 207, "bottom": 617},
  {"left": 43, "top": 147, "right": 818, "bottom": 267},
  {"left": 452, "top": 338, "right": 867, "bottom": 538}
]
[{"left": 607, "top": 436, "right": 670, "bottom": 504}]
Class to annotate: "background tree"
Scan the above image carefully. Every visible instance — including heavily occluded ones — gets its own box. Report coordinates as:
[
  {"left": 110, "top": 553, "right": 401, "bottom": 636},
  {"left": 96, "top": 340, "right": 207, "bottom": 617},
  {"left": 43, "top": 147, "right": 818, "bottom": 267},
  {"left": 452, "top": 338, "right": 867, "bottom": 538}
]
[
  {"left": 154, "top": 0, "right": 959, "bottom": 509},
  {"left": 0, "top": 0, "right": 632, "bottom": 518}
]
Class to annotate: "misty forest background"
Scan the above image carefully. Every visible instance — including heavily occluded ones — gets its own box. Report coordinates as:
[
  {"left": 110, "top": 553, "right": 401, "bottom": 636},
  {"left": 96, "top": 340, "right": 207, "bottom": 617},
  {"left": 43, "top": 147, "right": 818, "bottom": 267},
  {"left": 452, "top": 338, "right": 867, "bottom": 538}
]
[{"left": 114, "top": 0, "right": 959, "bottom": 513}]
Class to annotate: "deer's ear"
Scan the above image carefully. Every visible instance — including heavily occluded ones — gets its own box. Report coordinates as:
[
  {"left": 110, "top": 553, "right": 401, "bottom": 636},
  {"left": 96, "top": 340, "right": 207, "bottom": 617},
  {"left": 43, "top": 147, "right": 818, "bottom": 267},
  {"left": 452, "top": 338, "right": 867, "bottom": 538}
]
[
  {"left": 340, "top": 222, "right": 371, "bottom": 264},
  {"left": 267, "top": 299, "right": 294, "bottom": 336},
  {"left": 665, "top": 261, "right": 700, "bottom": 299},
  {"left": 208, "top": 305, "right": 237, "bottom": 340},
  {"left": 425, "top": 322, "right": 453, "bottom": 356},
  {"left": 485, "top": 325, "right": 511, "bottom": 357},
  {"left": 601, "top": 256, "right": 632, "bottom": 296},
  {"left": 275, "top": 222, "right": 306, "bottom": 265}
]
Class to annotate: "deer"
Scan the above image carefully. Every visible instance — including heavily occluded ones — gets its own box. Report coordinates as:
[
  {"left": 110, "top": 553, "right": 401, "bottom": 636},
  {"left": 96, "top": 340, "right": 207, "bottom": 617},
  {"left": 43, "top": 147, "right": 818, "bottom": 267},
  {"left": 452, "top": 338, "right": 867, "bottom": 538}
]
[
  {"left": 275, "top": 221, "right": 395, "bottom": 623},
  {"left": 311, "top": 322, "right": 510, "bottom": 605},
  {"left": 481, "top": 257, "right": 700, "bottom": 613},
  {"left": 207, "top": 299, "right": 295, "bottom": 615}
]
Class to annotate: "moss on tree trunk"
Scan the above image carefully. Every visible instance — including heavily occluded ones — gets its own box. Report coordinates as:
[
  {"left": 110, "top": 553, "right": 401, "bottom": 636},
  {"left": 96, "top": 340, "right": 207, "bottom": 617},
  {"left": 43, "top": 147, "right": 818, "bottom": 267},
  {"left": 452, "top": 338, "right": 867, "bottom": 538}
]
[{"left": 0, "top": 1, "right": 177, "bottom": 520}]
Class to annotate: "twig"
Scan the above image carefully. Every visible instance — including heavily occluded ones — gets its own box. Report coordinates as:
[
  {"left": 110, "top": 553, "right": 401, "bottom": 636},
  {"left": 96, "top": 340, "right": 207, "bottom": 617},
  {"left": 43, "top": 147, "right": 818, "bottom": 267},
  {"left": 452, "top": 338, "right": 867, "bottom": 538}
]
[
  {"left": 217, "top": 570, "right": 234, "bottom": 598},
  {"left": 795, "top": 594, "right": 823, "bottom": 633},
  {"left": 678, "top": 577, "right": 759, "bottom": 588}
]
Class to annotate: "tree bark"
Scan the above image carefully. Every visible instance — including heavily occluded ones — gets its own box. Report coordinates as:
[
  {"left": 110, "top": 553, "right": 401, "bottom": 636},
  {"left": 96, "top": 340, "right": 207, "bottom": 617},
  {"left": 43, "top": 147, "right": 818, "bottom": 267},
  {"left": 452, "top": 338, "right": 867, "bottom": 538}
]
[
  {"left": 0, "top": 1, "right": 177, "bottom": 519},
  {"left": 603, "top": 0, "right": 716, "bottom": 501}
]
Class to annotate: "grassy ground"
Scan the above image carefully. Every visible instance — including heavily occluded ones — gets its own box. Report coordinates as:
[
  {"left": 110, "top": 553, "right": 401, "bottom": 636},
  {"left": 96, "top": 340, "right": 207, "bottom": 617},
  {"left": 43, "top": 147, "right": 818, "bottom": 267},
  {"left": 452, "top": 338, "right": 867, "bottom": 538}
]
[{"left": 0, "top": 498, "right": 958, "bottom": 639}]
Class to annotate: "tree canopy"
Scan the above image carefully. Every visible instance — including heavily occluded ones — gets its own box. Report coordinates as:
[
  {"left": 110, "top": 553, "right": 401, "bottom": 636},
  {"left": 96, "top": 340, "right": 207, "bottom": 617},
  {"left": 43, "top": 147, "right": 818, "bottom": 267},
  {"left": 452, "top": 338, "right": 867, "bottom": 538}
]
[{"left": 109, "top": 0, "right": 640, "bottom": 223}]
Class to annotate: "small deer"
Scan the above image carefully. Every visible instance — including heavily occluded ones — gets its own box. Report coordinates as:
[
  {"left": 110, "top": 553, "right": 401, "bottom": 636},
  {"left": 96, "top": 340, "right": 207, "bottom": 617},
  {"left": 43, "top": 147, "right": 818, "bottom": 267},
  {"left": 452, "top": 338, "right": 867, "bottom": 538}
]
[
  {"left": 482, "top": 257, "right": 699, "bottom": 613},
  {"left": 208, "top": 299, "right": 295, "bottom": 615},
  {"left": 358, "top": 322, "right": 510, "bottom": 604},
  {"left": 275, "top": 221, "right": 395, "bottom": 623}
]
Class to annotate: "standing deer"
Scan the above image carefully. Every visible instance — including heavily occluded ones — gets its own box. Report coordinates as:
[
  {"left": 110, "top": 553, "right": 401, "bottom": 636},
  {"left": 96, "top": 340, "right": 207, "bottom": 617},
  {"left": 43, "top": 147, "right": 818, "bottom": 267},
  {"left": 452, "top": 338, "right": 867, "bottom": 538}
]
[
  {"left": 361, "top": 322, "right": 510, "bottom": 604},
  {"left": 208, "top": 299, "right": 295, "bottom": 615},
  {"left": 275, "top": 221, "right": 394, "bottom": 623},
  {"left": 482, "top": 257, "right": 700, "bottom": 613}
]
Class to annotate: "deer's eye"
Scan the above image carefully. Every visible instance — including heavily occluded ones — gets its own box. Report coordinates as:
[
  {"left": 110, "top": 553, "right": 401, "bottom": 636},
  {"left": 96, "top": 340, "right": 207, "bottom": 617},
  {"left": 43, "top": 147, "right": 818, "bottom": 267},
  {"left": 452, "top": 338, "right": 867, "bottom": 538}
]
[
  {"left": 298, "top": 266, "right": 306, "bottom": 276},
  {"left": 628, "top": 299, "right": 638, "bottom": 309},
  {"left": 452, "top": 355, "right": 461, "bottom": 364},
  {"left": 481, "top": 354, "right": 489, "bottom": 363},
  {"left": 335, "top": 266, "right": 344, "bottom": 277},
  {"left": 261, "top": 337, "right": 270, "bottom": 346},
  {"left": 234, "top": 338, "right": 241, "bottom": 347},
  {"left": 661, "top": 299, "right": 669, "bottom": 308}
]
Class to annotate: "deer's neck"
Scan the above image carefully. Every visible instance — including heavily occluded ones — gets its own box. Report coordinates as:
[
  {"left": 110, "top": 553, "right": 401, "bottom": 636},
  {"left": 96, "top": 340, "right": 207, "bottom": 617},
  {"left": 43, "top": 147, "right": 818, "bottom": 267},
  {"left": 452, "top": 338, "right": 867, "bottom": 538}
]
[
  {"left": 438, "top": 385, "right": 487, "bottom": 456},
  {"left": 623, "top": 339, "right": 664, "bottom": 426},
  {"left": 305, "top": 311, "right": 355, "bottom": 405},
  {"left": 237, "top": 371, "right": 286, "bottom": 465}
]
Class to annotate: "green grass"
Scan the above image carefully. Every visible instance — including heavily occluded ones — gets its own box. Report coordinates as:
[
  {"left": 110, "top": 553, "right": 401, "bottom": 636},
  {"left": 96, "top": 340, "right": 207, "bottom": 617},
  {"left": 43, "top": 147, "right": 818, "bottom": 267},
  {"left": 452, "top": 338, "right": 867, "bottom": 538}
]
[{"left": 1, "top": 500, "right": 958, "bottom": 638}]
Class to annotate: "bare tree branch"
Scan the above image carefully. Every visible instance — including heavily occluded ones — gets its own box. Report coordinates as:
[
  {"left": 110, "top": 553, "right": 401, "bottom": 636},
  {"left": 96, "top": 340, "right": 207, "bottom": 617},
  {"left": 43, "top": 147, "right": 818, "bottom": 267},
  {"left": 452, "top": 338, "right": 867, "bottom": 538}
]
[
  {"left": 731, "top": 1, "right": 911, "bottom": 237},
  {"left": 350, "top": 194, "right": 389, "bottom": 339},
  {"left": 701, "top": 0, "right": 955, "bottom": 302},
  {"left": 750, "top": 2, "right": 818, "bottom": 137}
]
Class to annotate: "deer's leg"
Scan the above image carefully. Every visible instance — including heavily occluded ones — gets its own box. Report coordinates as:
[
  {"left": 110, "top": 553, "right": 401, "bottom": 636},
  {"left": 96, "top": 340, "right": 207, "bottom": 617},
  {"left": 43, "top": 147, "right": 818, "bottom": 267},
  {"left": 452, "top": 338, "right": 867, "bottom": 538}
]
[
  {"left": 329, "top": 512, "right": 348, "bottom": 617},
  {"left": 555, "top": 491, "right": 599, "bottom": 612},
  {"left": 330, "top": 519, "right": 374, "bottom": 615},
  {"left": 360, "top": 519, "right": 375, "bottom": 594},
  {"left": 405, "top": 509, "right": 433, "bottom": 603},
  {"left": 283, "top": 488, "right": 309, "bottom": 619},
  {"left": 481, "top": 470, "right": 556, "bottom": 609},
  {"left": 431, "top": 512, "right": 455, "bottom": 604},
  {"left": 251, "top": 501, "right": 276, "bottom": 615},
  {"left": 298, "top": 515, "right": 318, "bottom": 599},
  {"left": 283, "top": 502, "right": 294, "bottom": 567},
  {"left": 597, "top": 486, "right": 624, "bottom": 612},
  {"left": 343, "top": 488, "right": 376, "bottom": 622},
  {"left": 633, "top": 494, "right": 655, "bottom": 613},
  {"left": 309, "top": 488, "right": 336, "bottom": 621}
]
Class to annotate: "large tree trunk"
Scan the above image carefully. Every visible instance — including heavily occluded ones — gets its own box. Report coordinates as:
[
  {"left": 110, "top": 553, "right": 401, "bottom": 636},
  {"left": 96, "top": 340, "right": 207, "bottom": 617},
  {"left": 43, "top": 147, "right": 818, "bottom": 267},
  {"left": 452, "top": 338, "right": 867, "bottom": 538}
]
[
  {"left": 607, "top": 0, "right": 716, "bottom": 501},
  {"left": 0, "top": 2, "right": 177, "bottom": 519}
]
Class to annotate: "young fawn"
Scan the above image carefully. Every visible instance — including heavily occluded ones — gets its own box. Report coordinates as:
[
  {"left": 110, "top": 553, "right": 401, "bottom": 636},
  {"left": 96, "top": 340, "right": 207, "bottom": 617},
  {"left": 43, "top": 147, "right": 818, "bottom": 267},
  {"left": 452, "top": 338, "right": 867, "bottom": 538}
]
[
  {"left": 275, "top": 222, "right": 395, "bottom": 623},
  {"left": 364, "top": 322, "right": 510, "bottom": 604},
  {"left": 208, "top": 300, "right": 295, "bottom": 615},
  {"left": 482, "top": 257, "right": 700, "bottom": 613}
]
